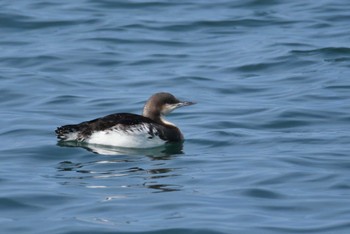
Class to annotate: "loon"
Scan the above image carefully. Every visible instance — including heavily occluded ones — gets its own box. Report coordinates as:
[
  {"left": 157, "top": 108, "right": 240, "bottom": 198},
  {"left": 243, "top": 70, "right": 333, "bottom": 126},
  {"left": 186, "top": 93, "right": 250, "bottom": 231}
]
[{"left": 55, "top": 92, "right": 195, "bottom": 148}]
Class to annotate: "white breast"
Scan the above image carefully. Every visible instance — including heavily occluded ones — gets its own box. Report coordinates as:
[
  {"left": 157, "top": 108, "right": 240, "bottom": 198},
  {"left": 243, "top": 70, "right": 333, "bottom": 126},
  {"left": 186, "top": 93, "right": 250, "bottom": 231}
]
[{"left": 85, "top": 124, "right": 165, "bottom": 148}]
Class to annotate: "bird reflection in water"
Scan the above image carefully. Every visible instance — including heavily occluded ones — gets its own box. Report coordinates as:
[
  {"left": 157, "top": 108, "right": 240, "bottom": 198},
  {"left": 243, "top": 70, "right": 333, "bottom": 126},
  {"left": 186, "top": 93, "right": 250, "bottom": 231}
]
[
  {"left": 56, "top": 142, "right": 184, "bottom": 192},
  {"left": 57, "top": 141, "right": 183, "bottom": 157}
]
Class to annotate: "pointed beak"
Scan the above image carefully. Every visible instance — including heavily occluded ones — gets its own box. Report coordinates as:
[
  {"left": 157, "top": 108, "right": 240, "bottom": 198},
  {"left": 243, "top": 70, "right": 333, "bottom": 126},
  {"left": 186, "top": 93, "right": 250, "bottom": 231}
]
[
  {"left": 177, "top": 101, "right": 196, "bottom": 107},
  {"left": 162, "top": 100, "right": 196, "bottom": 115}
]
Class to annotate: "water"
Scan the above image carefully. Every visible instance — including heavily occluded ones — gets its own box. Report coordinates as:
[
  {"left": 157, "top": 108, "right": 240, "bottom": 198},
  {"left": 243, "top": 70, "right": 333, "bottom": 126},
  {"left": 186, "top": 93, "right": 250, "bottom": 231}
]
[{"left": 1, "top": 0, "right": 350, "bottom": 233}]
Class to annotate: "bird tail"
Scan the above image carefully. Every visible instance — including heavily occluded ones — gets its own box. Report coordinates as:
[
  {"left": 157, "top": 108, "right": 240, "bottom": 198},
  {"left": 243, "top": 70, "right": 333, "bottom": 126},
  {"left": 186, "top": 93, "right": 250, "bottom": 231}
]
[{"left": 55, "top": 125, "right": 81, "bottom": 141}]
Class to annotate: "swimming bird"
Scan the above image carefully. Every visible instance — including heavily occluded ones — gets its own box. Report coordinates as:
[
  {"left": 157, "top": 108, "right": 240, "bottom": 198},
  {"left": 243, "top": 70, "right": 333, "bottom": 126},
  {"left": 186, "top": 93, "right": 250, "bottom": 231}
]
[{"left": 55, "top": 92, "right": 195, "bottom": 148}]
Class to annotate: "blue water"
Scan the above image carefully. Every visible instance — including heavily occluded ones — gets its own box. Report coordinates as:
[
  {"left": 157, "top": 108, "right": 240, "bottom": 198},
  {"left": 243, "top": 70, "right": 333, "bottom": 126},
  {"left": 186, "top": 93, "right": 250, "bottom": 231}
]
[{"left": 1, "top": 0, "right": 350, "bottom": 233}]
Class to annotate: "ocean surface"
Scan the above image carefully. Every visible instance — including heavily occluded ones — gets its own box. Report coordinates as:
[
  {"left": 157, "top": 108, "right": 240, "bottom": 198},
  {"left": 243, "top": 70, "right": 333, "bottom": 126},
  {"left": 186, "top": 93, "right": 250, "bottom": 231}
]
[{"left": 1, "top": 0, "right": 350, "bottom": 233}]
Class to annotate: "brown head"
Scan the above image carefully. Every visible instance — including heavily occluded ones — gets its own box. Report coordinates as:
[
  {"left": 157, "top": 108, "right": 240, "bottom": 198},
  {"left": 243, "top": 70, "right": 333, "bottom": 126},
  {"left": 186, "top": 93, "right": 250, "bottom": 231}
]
[{"left": 142, "top": 92, "right": 195, "bottom": 125}]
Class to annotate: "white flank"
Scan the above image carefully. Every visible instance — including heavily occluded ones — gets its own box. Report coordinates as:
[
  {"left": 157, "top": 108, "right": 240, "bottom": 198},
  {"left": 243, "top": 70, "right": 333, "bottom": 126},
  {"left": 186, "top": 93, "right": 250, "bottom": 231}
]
[
  {"left": 85, "top": 124, "right": 165, "bottom": 148},
  {"left": 63, "top": 132, "right": 79, "bottom": 141}
]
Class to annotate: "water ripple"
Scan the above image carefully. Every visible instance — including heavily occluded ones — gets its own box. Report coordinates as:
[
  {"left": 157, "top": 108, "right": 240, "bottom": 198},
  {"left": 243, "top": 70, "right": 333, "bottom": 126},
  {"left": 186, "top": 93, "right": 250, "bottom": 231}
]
[{"left": 1, "top": 0, "right": 350, "bottom": 233}]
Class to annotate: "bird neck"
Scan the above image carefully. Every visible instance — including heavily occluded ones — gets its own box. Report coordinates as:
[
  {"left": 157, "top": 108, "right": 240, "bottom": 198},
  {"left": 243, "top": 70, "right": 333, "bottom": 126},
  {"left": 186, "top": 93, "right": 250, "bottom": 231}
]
[{"left": 143, "top": 111, "right": 176, "bottom": 127}]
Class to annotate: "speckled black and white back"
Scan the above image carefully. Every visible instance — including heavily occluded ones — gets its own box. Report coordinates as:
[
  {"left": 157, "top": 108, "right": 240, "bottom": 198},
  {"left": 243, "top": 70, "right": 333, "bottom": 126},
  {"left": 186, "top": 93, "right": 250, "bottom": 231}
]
[{"left": 56, "top": 113, "right": 183, "bottom": 148}]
